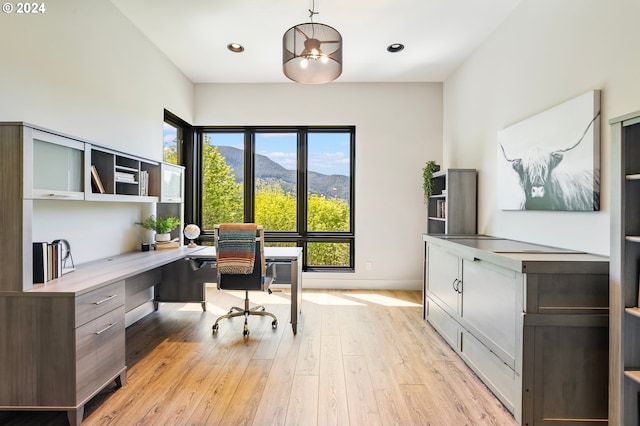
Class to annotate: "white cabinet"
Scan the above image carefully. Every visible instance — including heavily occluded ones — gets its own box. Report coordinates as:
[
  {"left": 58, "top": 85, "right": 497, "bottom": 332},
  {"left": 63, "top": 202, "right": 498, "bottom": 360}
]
[
  {"left": 160, "top": 162, "right": 184, "bottom": 203},
  {"left": 26, "top": 128, "right": 85, "bottom": 200},
  {"left": 425, "top": 242, "right": 521, "bottom": 414},
  {"left": 426, "top": 244, "right": 462, "bottom": 315},
  {"left": 462, "top": 259, "right": 519, "bottom": 366}
]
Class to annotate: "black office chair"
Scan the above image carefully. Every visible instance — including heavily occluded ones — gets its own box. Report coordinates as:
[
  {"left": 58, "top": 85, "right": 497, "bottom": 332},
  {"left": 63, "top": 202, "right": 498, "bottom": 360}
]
[{"left": 212, "top": 224, "right": 277, "bottom": 338}]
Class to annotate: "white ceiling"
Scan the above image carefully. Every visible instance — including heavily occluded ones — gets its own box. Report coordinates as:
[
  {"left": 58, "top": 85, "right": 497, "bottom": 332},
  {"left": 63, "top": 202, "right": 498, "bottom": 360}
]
[{"left": 109, "top": 0, "right": 522, "bottom": 84}]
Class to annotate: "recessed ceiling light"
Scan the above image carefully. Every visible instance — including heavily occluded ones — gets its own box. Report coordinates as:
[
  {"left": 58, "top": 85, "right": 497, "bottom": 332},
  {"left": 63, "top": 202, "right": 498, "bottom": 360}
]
[
  {"left": 387, "top": 43, "right": 404, "bottom": 53},
  {"left": 227, "top": 43, "right": 244, "bottom": 53}
]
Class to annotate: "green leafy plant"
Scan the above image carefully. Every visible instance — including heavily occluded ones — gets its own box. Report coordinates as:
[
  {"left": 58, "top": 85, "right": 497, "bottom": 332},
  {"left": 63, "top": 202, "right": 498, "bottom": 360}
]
[
  {"left": 422, "top": 161, "right": 440, "bottom": 204},
  {"left": 136, "top": 215, "right": 181, "bottom": 234}
]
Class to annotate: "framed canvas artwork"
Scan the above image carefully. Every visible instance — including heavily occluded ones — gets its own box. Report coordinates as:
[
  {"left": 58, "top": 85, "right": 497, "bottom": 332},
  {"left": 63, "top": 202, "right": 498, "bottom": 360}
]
[{"left": 497, "top": 90, "right": 601, "bottom": 211}]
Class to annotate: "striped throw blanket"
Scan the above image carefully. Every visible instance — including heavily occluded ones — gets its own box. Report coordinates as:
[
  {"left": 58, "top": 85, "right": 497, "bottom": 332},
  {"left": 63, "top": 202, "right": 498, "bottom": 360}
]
[{"left": 217, "top": 223, "right": 257, "bottom": 275}]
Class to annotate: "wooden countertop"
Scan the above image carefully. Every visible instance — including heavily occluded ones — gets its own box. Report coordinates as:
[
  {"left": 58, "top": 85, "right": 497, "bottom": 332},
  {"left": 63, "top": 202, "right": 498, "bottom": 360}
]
[{"left": 6, "top": 246, "right": 207, "bottom": 297}]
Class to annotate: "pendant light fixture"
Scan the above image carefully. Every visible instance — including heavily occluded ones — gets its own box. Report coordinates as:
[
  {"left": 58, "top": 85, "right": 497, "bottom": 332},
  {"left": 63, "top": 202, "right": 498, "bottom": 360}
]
[{"left": 282, "top": 0, "right": 342, "bottom": 84}]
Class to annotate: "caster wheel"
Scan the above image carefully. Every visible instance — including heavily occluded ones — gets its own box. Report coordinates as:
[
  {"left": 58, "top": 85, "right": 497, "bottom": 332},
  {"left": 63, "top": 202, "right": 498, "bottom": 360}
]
[
  {"left": 243, "top": 329, "right": 250, "bottom": 338},
  {"left": 212, "top": 324, "right": 219, "bottom": 334},
  {"left": 272, "top": 320, "right": 278, "bottom": 329}
]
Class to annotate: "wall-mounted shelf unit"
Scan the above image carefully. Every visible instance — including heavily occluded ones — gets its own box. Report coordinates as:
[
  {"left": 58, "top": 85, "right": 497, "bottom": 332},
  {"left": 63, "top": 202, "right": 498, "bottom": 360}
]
[
  {"left": 87, "top": 146, "right": 160, "bottom": 202},
  {"left": 0, "top": 122, "right": 185, "bottom": 292},
  {"left": 427, "top": 169, "right": 477, "bottom": 235}
]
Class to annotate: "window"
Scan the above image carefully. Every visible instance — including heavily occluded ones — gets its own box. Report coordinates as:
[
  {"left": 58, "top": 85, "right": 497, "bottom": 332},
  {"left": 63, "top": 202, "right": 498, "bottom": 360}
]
[
  {"left": 201, "top": 132, "right": 245, "bottom": 229},
  {"left": 163, "top": 122, "right": 179, "bottom": 164},
  {"left": 195, "top": 126, "right": 355, "bottom": 271},
  {"left": 163, "top": 110, "right": 190, "bottom": 165}
]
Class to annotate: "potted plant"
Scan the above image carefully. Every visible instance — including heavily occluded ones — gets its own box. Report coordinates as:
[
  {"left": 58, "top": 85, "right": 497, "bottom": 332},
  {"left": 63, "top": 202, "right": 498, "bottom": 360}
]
[
  {"left": 137, "top": 215, "right": 181, "bottom": 242},
  {"left": 422, "top": 160, "right": 440, "bottom": 204}
]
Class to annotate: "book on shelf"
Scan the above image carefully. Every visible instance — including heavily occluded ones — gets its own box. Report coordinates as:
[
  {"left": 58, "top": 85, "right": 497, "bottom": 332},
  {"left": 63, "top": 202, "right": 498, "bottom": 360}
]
[
  {"left": 115, "top": 171, "right": 136, "bottom": 182},
  {"left": 32, "top": 242, "right": 48, "bottom": 283},
  {"left": 139, "top": 170, "right": 149, "bottom": 196},
  {"left": 436, "top": 200, "right": 447, "bottom": 218},
  {"left": 90, "top": 165, "right": 106, "bottom": 194},
  {"left": 47, "top": 241, "right": 63, "bottom": 281}
]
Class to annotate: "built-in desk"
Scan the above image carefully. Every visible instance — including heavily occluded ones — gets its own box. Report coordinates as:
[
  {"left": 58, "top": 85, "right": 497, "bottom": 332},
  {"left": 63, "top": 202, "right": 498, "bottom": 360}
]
[{"left": 0, "top": 246, "right": 302, "bottom": 426}]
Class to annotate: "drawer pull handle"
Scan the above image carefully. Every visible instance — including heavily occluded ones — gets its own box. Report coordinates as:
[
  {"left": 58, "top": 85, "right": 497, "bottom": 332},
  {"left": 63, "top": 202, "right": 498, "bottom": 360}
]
[
  {"left": 95, "top": 322, "right": 118, "bottom": 335},
  {"left": 44, "top": 193, "right": 80, "bottom": 199},
  {"left": 94, "top": 294, "right": 118, "bottom": 305}
]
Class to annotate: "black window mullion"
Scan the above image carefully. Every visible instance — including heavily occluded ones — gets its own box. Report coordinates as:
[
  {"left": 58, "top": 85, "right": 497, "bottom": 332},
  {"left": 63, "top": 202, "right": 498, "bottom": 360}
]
[
  {"left": 298, "top": 129, "right": 307, "bottom": 240},
  {"left": 244, "top": 130, "right": 255, "bottom": 223}
]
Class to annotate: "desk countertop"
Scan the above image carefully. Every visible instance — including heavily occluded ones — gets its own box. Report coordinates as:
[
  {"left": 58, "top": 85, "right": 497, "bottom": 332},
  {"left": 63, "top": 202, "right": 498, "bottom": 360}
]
[
  {"left": 16, "top": 245, "right": 304, "bottom": 297},
  {"left": 19, "top": 247, "right": 206, "bottom": 297}
]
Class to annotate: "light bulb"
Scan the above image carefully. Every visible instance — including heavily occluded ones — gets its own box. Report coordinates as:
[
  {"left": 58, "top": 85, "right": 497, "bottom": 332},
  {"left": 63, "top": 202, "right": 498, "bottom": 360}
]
[
  {"left": 300, "top": 58, "right": 308, "bottom": 68},
  {"left": 320, "top": 55, "right": 329, "bottom": 64}
]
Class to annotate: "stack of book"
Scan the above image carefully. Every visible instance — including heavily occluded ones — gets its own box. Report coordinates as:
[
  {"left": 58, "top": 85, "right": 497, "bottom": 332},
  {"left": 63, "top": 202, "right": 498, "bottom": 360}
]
[
  {"left": 115, "top": 171, "right": 136, "bottom": 182},
  {"left": 32, "top": 241, "right": 75, "bottom": 283},
  {"left": 155, "top": 239, "right": 180, "bottom": 250}
]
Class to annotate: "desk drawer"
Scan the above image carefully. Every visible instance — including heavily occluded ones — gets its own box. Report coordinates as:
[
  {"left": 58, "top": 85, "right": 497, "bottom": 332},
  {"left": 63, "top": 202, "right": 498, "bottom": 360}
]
[
  {"left": 76, "top": 305, "right": 125, "bottom": 402},
  {"left": 75, "top": 281, "right": 125, "bottom": 327}
]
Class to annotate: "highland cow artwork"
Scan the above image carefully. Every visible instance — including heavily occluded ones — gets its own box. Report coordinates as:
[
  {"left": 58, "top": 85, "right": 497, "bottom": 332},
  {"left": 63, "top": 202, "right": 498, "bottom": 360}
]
[{"left": 497, "top": 90, "right": 601, "bottom": 211}]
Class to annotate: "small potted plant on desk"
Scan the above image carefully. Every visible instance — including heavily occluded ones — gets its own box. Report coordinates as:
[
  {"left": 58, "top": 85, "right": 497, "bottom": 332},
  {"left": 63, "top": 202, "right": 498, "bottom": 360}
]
[{"left": 136, "top": 215, "right": 181, "bottom": 248}]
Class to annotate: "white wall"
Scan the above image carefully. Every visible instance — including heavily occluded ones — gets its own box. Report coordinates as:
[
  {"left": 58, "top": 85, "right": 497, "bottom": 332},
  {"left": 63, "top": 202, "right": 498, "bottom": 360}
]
[
  {"left": 0, "top": 0, "right": 193, "bottom": 158},
  {"left": 443, "top": 0, "right": 640, "bottom": 256},
  {"left": 0, "top": 0, "right": 194, "bottom": 262},
  {"left": 196, "top": 83, "right": 443, "bottom": 289}
]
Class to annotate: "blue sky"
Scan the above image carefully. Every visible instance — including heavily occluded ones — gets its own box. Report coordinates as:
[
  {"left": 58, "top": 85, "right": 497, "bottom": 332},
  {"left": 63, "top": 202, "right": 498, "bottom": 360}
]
[
  {"left": 163, "top": 125, "right": 351, "bottom": 176},
  {"left": 205, "top": 132, "right": 351, "bottom": 177}
]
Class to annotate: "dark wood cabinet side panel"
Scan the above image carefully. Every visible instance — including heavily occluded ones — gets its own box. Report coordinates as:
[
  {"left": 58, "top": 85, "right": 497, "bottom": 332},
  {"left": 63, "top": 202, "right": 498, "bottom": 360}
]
[
  {"left": 0, "top": 125, "right": 28, "bottom": 292},
  {"left": 157, "top": 259, "right": 208, "bottom": 302},
  {"left": 0, "top": 295, "right": 76, "bottom": 406}
]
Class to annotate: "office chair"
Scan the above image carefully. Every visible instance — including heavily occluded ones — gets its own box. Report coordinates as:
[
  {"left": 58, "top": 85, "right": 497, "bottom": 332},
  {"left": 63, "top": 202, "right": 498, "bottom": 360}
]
[{"left": 212, "top": 224, "right": 277, "bottom": 338}]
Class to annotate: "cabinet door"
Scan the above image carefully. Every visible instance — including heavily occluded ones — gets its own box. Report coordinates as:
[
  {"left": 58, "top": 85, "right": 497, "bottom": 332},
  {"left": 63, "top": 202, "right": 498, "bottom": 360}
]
[
  {"left": 160, "top": 163, "right": 184, "bottom": 202},
  {"left": 27, "top": 129, "right": 85, "bottom": 200},
  {"left": 462, "top": 259, "right": 518, "bottom": 366},
  {"left": 426, "top": 244, "right": 461, "bottom": 315}
]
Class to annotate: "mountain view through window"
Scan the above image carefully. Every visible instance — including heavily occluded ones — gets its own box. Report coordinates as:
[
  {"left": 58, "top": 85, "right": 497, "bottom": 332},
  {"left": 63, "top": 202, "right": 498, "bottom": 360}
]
[{"left": 200, "top": 128, "right": 354, "bottom": 269}]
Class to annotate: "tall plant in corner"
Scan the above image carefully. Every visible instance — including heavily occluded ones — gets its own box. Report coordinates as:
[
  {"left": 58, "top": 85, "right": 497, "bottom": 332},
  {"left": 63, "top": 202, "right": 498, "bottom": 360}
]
[{"left": 422, "top": 160, "right": 439, "bottom": 204}]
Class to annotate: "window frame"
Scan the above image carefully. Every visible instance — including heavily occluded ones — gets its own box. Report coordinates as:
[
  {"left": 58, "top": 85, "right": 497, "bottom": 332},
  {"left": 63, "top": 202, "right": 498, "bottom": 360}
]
[
  {"left": 164, "top": 109, "right": 196, "bottom": 224},
  {"left": 192, "top": 125, "right": 355, "bottom": 272}
]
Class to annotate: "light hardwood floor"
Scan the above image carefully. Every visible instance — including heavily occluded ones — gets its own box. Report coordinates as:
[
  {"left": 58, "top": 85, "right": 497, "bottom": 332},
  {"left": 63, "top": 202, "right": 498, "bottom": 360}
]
[{"left": 0, "top": 289, "right": 516, "bottom": 425}]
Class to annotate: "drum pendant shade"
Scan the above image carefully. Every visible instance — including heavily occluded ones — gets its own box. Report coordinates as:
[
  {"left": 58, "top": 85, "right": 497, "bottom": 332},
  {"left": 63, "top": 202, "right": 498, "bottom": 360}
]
[{"left": 283, "top": 22, "right": 342, "bottom": 84}]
